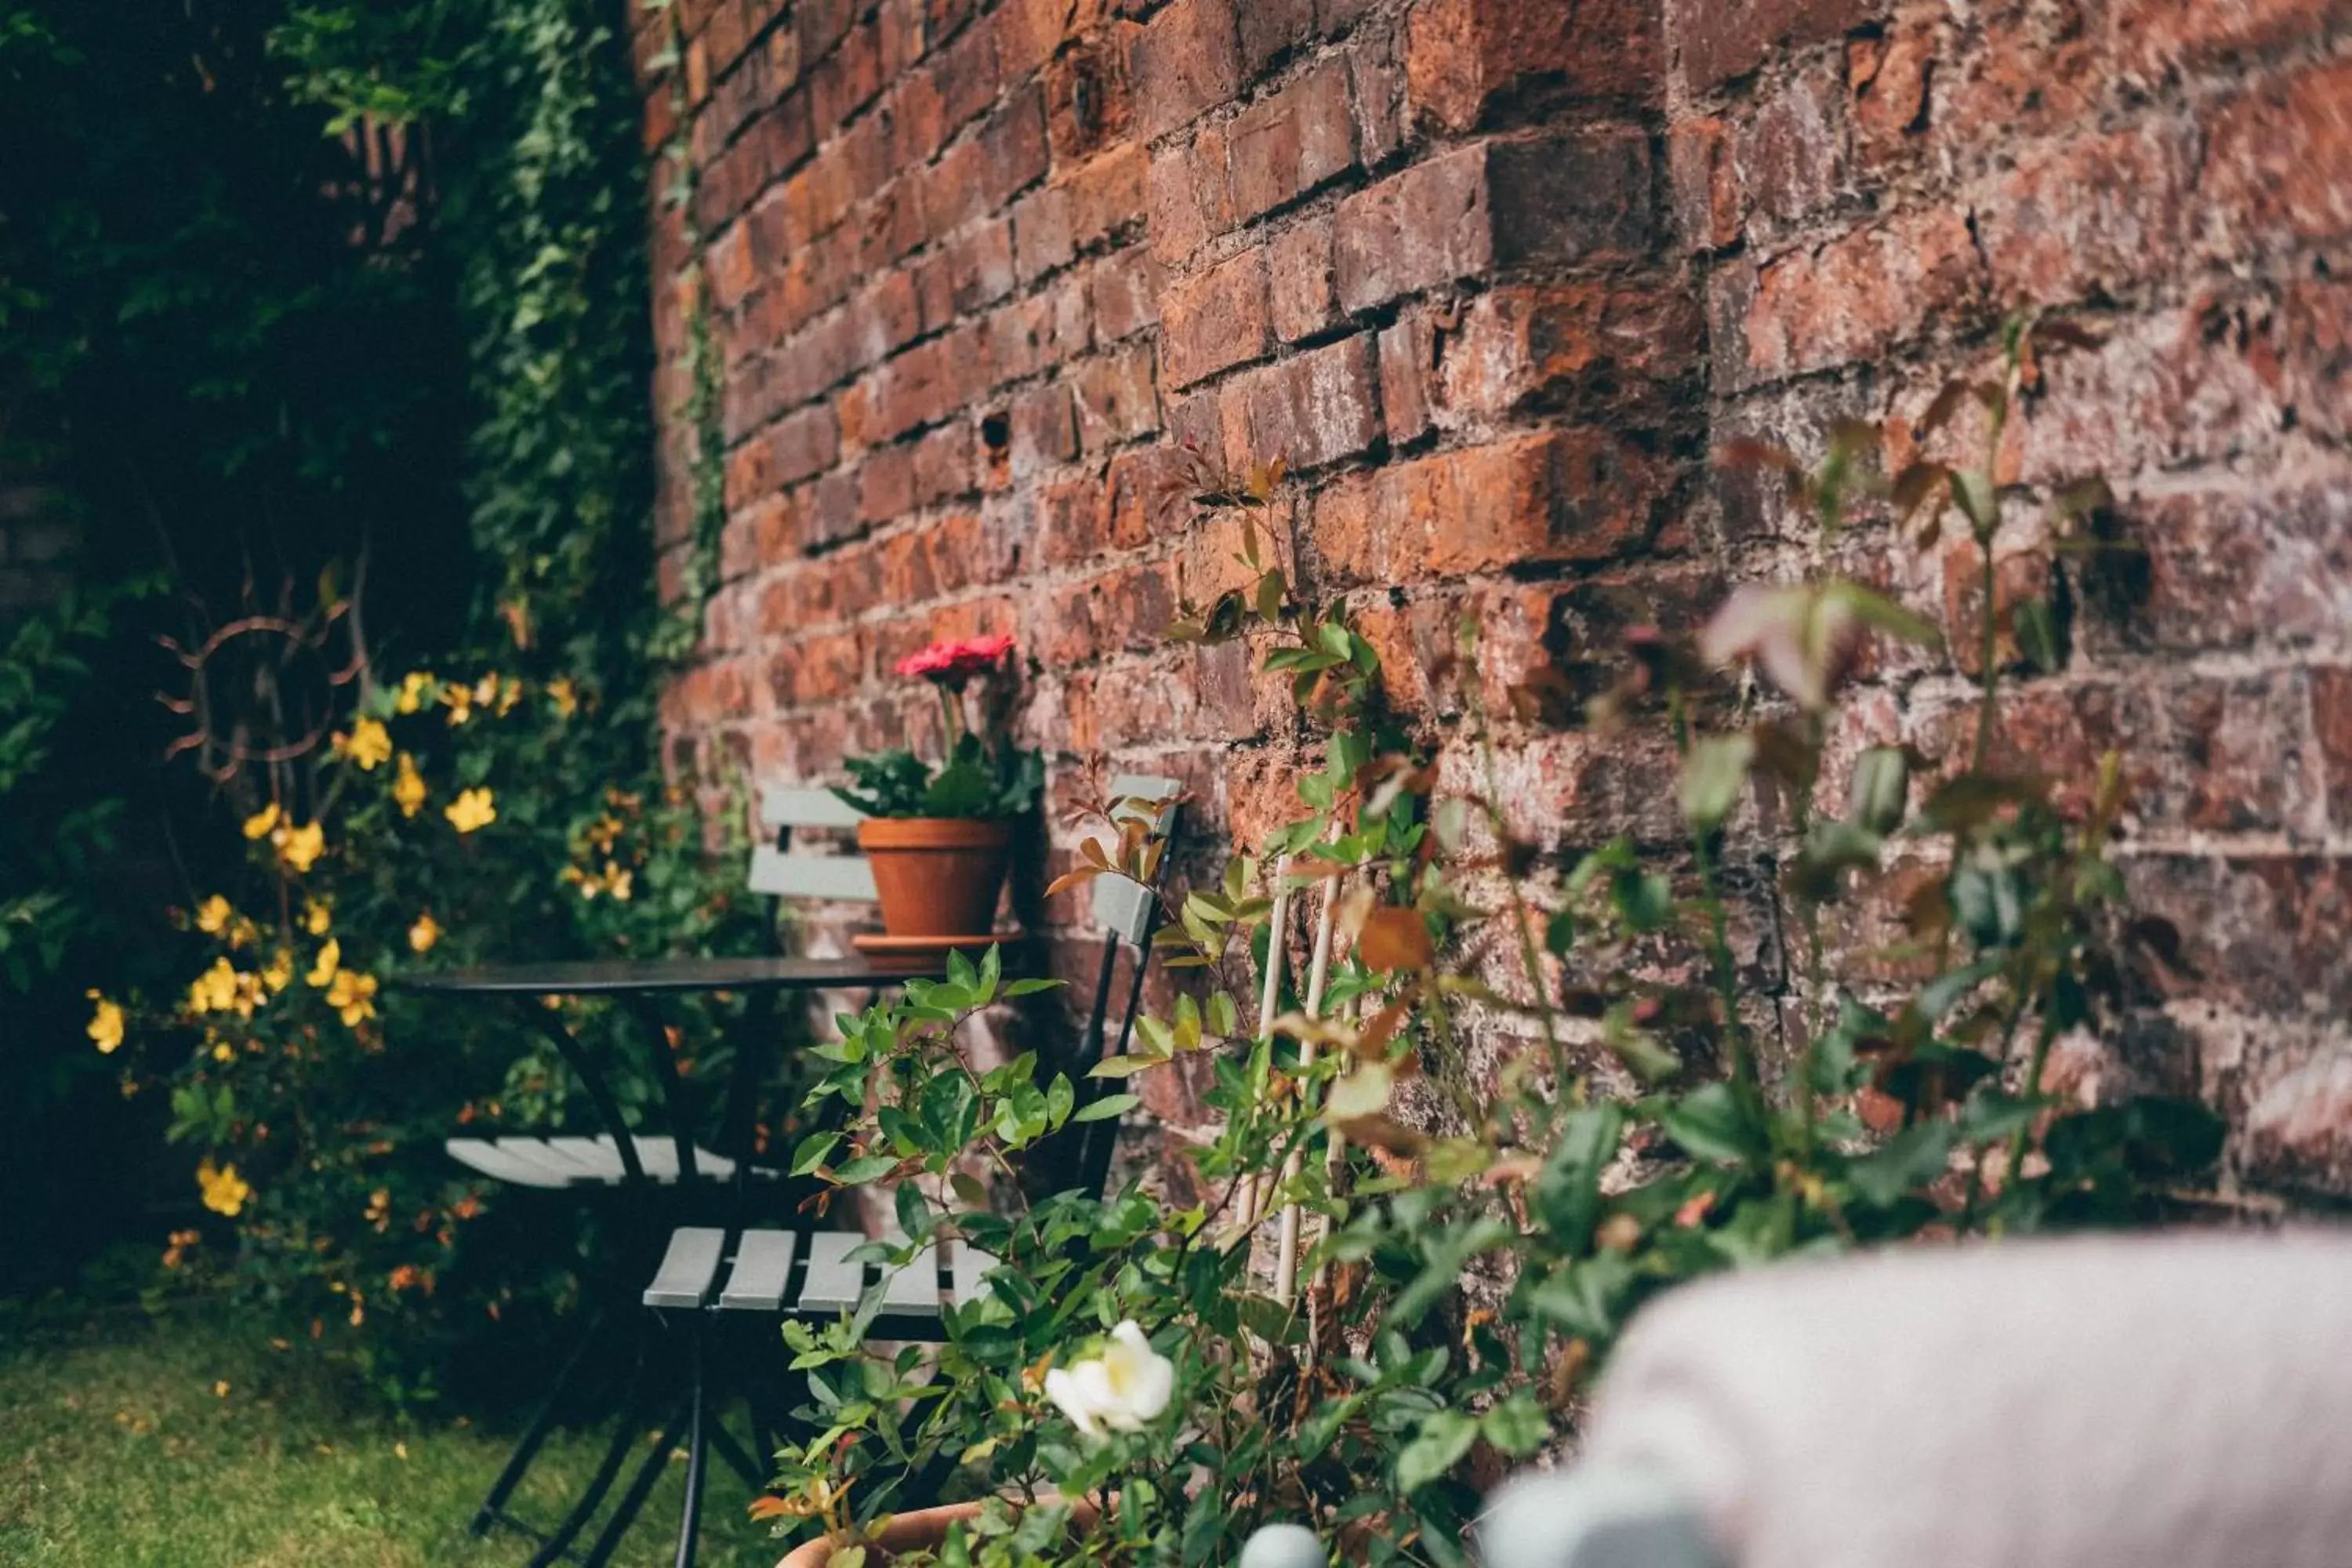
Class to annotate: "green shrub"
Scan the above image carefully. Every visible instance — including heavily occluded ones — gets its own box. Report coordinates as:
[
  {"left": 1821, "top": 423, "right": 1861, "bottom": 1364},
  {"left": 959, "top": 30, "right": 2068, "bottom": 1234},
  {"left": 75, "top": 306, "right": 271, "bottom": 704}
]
[
  {"left": 98, "top": 667, "right": 765, "bottom": 1399},
  {"left": 760, "top": 318, "right": 2224, "bottom": 1566}
]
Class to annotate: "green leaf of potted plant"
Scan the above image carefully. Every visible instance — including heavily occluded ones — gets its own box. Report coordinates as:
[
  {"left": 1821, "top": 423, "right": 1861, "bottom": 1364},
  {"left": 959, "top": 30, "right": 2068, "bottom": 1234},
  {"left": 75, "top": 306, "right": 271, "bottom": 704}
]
[{"left": 834, "top": 634, "right": 1042, "bottom": 939}]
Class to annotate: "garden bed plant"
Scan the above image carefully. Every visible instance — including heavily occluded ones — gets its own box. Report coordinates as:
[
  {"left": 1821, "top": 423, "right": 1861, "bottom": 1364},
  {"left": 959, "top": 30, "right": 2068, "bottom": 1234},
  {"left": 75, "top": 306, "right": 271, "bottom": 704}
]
[{"left": 760, "top": 315, "right": 2223, "bottom": 1567}]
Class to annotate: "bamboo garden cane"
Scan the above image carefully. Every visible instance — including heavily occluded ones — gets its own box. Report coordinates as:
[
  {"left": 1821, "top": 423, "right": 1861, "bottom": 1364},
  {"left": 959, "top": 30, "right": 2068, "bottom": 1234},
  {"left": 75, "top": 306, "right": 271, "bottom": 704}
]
[
  {"left": 1272, "top": 856, "right": 1341, "bottom": 1307},
  {"left": 1222, "top": 852, "right": 1292, "bottom": 1250}
]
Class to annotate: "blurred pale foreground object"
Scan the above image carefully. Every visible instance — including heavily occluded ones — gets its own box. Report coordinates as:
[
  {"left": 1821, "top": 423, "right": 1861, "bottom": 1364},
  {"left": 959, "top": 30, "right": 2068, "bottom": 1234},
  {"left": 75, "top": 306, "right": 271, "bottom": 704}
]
[{"left": 1480, "top": 1233, "right": 2352, "bottom": 1568}]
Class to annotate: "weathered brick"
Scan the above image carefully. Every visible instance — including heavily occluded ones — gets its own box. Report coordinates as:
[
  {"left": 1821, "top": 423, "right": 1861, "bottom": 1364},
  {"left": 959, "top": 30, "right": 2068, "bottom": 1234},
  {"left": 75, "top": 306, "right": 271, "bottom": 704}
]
[
  {"left": 1091, "top": 248, "right": 1163, "bottom": 341},
  {"left": 1159, "top": 249, "right": 1275, "bottom": 388},
  {"left": 1223, "top": 59, "right": 1357, "bottom": 223},
  {"left": 1378, "top": 312, "right": 1438, "bottom": 447},
  {"left": 1406, "top": 0, "right": 1664, "bottom": 131},
  {"left": 1039, "top": 561, "right": 1183, "bottom": 667},
  {"left": 1668, "top": 115, "right": 1743, "bottom": 252},
  {"left": 1065, "top": 143, "right": 1149, "bottom": 249},
  {"left": 2073, "top": 482, "right": 2352, "bottom": 657},
  {"left": 1216, "top": 334, "right": 1384, "bottom": 472},
  {"left": 1146, "top": 128, "right": 1229, "bottom": 264},
  {"left": 1313, "top": 429, "right": 1665, "bottom": 583},
  {"left": 1332, "top": 132, "right": 1655, "bottom": 314},
  {"left": 1009, "top": 382, "right": 1080, "bottom": 477},
  {"left": 1046, "top": 24, "right": 1138, "bottom": 162},
  {"left": 1669, "top": 0, "right": 1882, "bottom": 93},
  {"left": 2124, "top": 855, "right": 2352, "bottom": 1018},
  {"left": 1973, "top": 124, "right": 2194, "bottom": 307},
  {"left": 1846, "top": 15, "right": 1932, "bottom": 161},
  {"left": 1731, "top": 206, "right": 1986, "bottom": 385},
  {"left": 1442, "top": 283, "right": 1704, "bottom": 416},
  {"left": 1735, "top": 59, "right": 1842, "bottom": 230},
  {"left": 2243, "top": 1052, "right": 2352, "bottom": 1200},
  {"left": 1267, "top": 215, "right": 1341, "bottom": 343},
  {"left": 2199, "top": 56, "right": 2352, "bottom": 259},
  {"left": 2314, "top": 666, "right": 2352, "bottom": 830},
  {"left": 2113, "top": 0, "right": 2352, "bottom": 80},
  {"left": 946, "top": 221, "right": 1018, "bottom": 314},
  {"left": 1132, "top": 0, "right": 1243, "bottom": 142},
  {"left": 1073, "top": 342, "right": 1164, "bottom": 452},
  {"left": 1011, "top": 184, "right": 1076, "bottom": 282},
  {"left": 910, "top": 422, "right": 978, "bottom": 507}
]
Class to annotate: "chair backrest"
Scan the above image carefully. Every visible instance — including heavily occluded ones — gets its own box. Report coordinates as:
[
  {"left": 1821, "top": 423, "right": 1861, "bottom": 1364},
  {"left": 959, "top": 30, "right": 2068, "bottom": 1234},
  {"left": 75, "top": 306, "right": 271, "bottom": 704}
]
[
  {"left": 1063, "top": 774, "right": 1182, "bottom": 1198},
  {"left": 749, "top": 786, "right": 877, "bottom": 902},
  {"left": 1088, "top": 774, "right": 1183, "bottom": 950}
]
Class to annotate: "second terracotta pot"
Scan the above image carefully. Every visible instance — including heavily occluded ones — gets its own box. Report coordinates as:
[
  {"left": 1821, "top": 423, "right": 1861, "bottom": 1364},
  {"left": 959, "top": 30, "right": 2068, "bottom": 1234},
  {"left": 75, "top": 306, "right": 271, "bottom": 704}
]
[{"left": 857, "top": 816, "right": 1013, "bottom": 937}]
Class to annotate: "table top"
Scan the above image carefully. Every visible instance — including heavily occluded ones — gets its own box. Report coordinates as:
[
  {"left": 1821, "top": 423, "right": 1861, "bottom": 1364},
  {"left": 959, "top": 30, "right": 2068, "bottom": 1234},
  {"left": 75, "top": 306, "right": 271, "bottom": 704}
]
[{"left": 389, "top": 954, "right": 946, "bottom": 997}]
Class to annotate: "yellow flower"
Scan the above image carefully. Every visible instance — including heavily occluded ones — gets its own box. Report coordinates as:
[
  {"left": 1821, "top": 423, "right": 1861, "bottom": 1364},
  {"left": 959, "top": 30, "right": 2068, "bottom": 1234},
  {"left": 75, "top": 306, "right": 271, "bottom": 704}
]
[
  {"left": 194, "top": 895, "right": 233, "bottom": 935},
  {"left": 393, "top": 752, "right": 426, "bottom": 818},
  {"left": 339, "top": 717, "right": 393, "bottom": 771},
  {"left": 242, "top": 802, "right": 281, "bottom": 840},
  {"left": 494, "top": 676, "right": 522, "bottom": 717},
  {"left": 445, "top": 788, "right": 496, "bottom": 835},
  {"left": 396, "top": 671, "right": 436, "bottom": 715},
  {"left": 212, "top": 1036, "right": 234, "bottom": 1062},
  {"left": 307, "top": 938, "right": 343, "bottom": 989},
  {"left": 87, "top": 991, "right": 125, "bottom": 1054},
  {"left": 325, "top": 968, "right": 379, "bottom": 1027},
  {"left": 278, "top": 821, "right": 325, "bottom": 874},
  {"left": 304, "top": 899, "right": 332, "bottom": 936},
  {"left": 187, "top": 958, "right": 239, "bottom": 1017},
  {"left": 604, "top": 863, "right": 633, "bottom": 902},
  {"left": 197, "top": 1159, "right": 250, "bottom": 1218},
  {"left": 547, "top": 677, "right": 579, "bottom": 717},
  {"left": 442, "top": 681, "right": 474, "bottom": 726},
  {"left": 260, "top": 949, "right": 294, "bottom": 993},
  {"left": 407, "top": 913, "right": 441, "bottom": 954}
]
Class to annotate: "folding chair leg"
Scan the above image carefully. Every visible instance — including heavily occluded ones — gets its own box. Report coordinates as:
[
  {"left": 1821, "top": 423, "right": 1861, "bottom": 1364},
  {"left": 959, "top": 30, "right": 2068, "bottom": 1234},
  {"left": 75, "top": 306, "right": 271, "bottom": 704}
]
[
  {"left": 583, "top": 1395, "right": 692, "bottom": 1568},
  {"left": 673, "top": 1327, "right": 710, "bottom": 1568},
  {"left": 472, "top": 1310, "right": 607, "bottom": 1536},
  {"left": 709, "top": 1410, "right": 765, "bottom": 1490},
  {"left": 527, "top": 1330, "right": 655, "bottom": 1568}
]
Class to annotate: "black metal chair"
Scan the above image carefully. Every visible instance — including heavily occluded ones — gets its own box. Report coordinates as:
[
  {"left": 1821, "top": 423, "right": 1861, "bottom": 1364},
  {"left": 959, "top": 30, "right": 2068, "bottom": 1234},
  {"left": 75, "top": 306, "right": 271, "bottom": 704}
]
[
  {"left": 635, "top": 776, "right": 1181, "bottom": 1567},
  {"left": 402, "top": 785, "right": 1005, "bottom": 1566}
]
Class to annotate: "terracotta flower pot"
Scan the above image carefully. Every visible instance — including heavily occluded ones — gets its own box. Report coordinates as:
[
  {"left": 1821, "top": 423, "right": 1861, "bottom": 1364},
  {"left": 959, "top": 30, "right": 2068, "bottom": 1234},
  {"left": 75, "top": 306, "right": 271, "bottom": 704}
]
[
  {"left": 857, "top": 817, "right": 1013, "bottom": 937},
  {"left": 777, "top": 1497, "right": 1099, "bottom": 1568}
]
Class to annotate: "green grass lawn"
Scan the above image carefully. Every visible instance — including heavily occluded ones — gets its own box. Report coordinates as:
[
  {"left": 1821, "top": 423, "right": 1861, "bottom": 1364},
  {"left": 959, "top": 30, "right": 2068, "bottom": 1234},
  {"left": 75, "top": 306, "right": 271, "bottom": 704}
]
[{"left": 0, "top": 1298, "right": 782, "bottom": 1568}]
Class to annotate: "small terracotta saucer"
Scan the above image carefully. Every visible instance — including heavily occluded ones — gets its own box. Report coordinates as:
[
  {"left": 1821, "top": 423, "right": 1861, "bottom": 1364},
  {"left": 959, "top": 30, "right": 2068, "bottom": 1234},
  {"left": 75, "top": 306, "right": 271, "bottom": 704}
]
[{"left": 850, "top": 931, "right": 1025, "bottom": 971}]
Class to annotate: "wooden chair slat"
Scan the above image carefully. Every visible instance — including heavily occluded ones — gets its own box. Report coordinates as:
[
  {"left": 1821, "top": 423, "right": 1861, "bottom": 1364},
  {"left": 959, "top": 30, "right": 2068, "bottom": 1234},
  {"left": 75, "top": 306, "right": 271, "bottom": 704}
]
[
  {"left": 880, "top": 1246, "right": 944, "bottom": 1316},
  {"left": 445, "top": 1139, "right": 572, "bottom": 1189},
  {"left": 1106, "top": 774, "right": 1181, "bottom": 824},
  {"left": 1091, "top": 874, "right": 1156, "bottom": 947},
  {"left": 718, "top": 1229, "right": 800, "bottom": 1312},
  {"left": 950, "top": 1241, "right": 996, "bottom": 1308},
  {"left": 797, "top": 1232, "right": 866, "bottom": 1313},
  {"left": 748, "top": 845, "right": 880, "bottom": 902},
  {"left": 642, "top": 1227, "right": 726, "bottom": 1309},
  {"left": 760, "top": 787, "right": 868, "bottom": 830},
  {"left": 536, "top": 1136, "right": 619, "bottom": 1179},
  {"left": 503, "top": 1138, "right": 613, "bottom": 1183}
]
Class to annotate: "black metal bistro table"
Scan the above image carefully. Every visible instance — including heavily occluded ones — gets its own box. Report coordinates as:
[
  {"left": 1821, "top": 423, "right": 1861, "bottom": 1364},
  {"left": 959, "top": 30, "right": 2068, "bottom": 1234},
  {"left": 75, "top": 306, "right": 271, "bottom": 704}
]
[{"left": 392, "top": 953, "right": 951, "bottom": 1568}]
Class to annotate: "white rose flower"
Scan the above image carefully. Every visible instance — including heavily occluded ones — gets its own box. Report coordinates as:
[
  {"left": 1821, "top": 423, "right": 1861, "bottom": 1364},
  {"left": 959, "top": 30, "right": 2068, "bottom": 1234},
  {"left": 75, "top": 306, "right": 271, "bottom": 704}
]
[{"left": 1043, "top": 1320, "right": 1174, "bottom": 1438}]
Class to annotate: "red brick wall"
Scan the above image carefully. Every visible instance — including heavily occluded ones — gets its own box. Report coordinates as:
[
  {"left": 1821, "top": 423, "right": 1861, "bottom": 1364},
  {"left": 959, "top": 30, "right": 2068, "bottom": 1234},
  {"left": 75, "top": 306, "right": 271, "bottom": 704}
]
[{"left": 637, "top": 0, "right": 2352, "bottom": 1198}]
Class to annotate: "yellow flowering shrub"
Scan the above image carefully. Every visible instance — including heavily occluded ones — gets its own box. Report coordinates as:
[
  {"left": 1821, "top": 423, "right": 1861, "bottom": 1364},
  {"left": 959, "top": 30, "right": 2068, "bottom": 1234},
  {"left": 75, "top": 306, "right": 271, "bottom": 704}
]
[{"left": 105, "top": 667, "right": 766, "bottom": 1392}]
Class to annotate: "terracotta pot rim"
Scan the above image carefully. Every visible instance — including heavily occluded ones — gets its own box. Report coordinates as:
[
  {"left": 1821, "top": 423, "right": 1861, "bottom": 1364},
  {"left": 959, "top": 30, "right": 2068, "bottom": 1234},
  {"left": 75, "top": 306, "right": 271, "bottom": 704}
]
[{"left": 855, "top": 815, "right": 1016, "bottom": 849}]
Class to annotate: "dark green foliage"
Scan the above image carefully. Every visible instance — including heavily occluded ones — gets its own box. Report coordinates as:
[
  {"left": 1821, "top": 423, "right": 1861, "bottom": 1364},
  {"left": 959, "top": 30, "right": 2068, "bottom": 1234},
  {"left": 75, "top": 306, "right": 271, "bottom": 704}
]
[{"left": 833, "top": 739, "right": 1047, "bottom": 821}]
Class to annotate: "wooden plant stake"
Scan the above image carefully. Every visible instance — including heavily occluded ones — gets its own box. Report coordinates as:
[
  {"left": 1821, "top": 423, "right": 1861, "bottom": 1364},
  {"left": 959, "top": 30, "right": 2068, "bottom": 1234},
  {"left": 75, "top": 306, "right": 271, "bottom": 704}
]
[{"left": 1273, "top": 858, "right": 1341, "bottom": 1307}]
